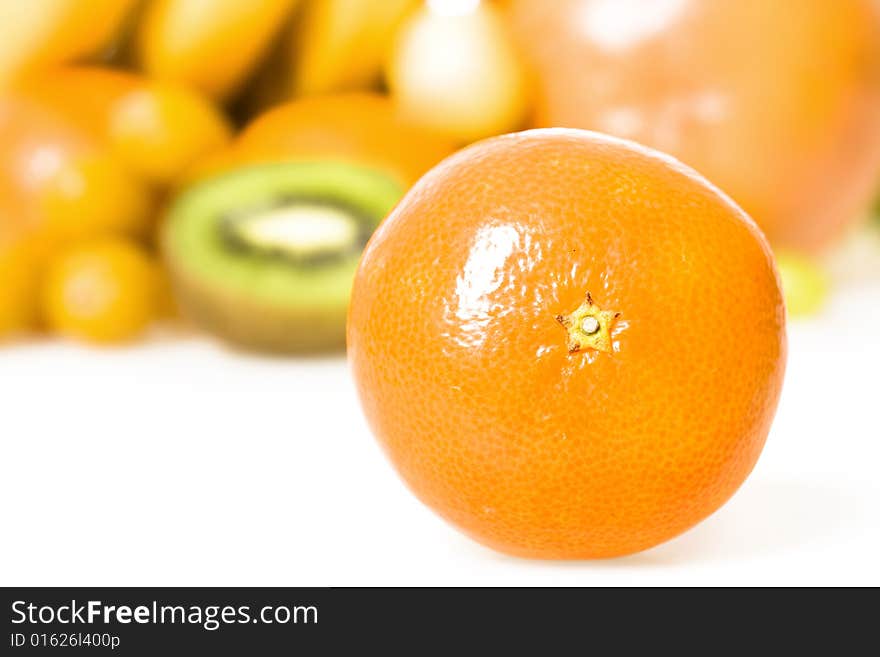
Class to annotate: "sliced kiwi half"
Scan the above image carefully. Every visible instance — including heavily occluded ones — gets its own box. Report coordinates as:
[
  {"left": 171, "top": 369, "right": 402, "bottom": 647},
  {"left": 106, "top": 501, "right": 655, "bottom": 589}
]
[{"left": 161, "top": 161, "right": 402, "bottom": 353}]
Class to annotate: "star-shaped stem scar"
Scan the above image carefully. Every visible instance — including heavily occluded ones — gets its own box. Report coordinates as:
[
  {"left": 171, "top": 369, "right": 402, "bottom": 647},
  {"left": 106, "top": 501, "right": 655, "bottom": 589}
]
[{"left": 555, "top": 292, "right": 621, "bottom": 354}]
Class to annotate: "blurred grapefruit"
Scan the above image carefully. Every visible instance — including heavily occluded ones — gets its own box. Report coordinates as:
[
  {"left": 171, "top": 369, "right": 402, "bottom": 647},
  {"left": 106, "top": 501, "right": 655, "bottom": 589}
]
[{"left": 506, "top": 0, "right": 880, "bottom": 251}]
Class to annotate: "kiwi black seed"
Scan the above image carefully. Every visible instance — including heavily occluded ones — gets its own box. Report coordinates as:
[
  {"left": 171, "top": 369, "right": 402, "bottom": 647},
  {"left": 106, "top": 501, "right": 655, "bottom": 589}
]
[{"left": 161, "top": 161, "right": 403, "bottom": 353}]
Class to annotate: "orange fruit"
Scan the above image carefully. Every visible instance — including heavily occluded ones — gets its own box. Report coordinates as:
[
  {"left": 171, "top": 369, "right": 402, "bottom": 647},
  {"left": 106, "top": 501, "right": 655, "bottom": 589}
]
[
  {"left": 348, "top": 129, "right": 787, "bottom": 559},
  {"left": 0, "top": 229, "right": 41, "bottom": 339},
  {"left": 15, "top": 66, "right": 232, "bottom": 186},
  {"left": 505, "top": 0, "right": 880, "bottom": 252},
  {"left": 42, "top": 237, "right": 162, "bottom": 344},
  {"left": 0, "top": 96, "right": 151, "bottom": 257},
  {"left": 188, "top": 93, "right": 456, "bottom": 188},
  {"left": 0, "top": 180, "right": 43, "bottom": 337}
]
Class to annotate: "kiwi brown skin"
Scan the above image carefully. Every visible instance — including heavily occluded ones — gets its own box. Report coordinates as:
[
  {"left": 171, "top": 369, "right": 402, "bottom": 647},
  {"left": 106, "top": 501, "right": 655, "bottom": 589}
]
[
  {"left": 161, "top": 160, "right": 402, "bottom": 354},
  {"left": 167, "top": 257, "right": 350, "bottom": 353}
]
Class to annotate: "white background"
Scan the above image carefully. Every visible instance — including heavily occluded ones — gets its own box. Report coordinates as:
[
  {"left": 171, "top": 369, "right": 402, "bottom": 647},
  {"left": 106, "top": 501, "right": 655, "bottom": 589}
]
[{"left": 1, "top": 270, "right": 879, "bottom": 587}]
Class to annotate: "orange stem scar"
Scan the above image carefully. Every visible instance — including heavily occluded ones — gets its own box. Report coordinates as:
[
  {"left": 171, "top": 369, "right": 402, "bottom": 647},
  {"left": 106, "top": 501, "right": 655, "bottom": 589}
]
[{"left": 556, "top": 292, "right": 620, "bottom": 354}]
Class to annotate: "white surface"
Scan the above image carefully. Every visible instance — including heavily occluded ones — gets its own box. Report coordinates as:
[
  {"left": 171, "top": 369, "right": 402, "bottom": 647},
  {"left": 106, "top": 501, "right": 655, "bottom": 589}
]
[{"left": 1, "top": 282, "right": 879, "bottom": 587}]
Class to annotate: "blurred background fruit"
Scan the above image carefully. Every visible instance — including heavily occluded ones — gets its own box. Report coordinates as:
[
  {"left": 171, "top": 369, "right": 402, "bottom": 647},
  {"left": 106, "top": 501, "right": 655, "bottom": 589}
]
[
  {"left": 134, "top": 0, "right": 299, "bottom": 102},
  {"left": 163, "top": 161, "right": 402, "bottom": 352},
  {"left": 776, "top": 251, "right": 830, "bottom": 317},
  {"left": 0, "top": 96, "right": 151, "bottom": 259},
  {"left": 2, "top": 0, "right": 880, "bottom": 350},
  {"left": 164, "top": 90, "right": 456, "bottom": 352},
  {"left": 289, "top": 0, "right": 417, "bottom": 97},
  {"left": 0, "top": 229, "right": 41, "bottom": 338},
  {"left": 42, "top": 237, "right": 163, "bottom": 343},
  {"left": 189, "top": 93, "right": 456, "bottom": 188},
  {"left": 13, "top": 66, "right": 232, "bottom": 186},
  {"left": 505, "top": 0, "right": 880, "bottom": 251},
  {"left": 0, "top": 0, "right": 137, "bottom": 87},
  {"left": 824, "top": 223, "right": 880, "bottom": 288},
  {"left": 387, "top": 0, "right": 529, "bottom": 142}
]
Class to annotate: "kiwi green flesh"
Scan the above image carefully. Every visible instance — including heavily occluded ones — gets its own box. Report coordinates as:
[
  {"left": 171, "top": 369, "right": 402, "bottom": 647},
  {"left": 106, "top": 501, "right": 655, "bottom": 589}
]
[{"left": 162, "top": 161, "right": 403, "bottom": 352}]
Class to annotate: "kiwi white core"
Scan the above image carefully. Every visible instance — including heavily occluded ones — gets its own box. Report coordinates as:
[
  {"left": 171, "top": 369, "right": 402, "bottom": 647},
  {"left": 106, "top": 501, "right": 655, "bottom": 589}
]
[{"left": 228, "top": 204, "right": 360, "bottom": 260}]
